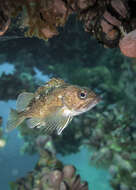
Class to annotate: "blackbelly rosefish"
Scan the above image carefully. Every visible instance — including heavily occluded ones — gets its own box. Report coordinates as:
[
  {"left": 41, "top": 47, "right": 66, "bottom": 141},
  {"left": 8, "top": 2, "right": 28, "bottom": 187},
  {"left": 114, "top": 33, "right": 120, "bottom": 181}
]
[{"left": 6, "top": 78, "right": 100, "bottom": 135}]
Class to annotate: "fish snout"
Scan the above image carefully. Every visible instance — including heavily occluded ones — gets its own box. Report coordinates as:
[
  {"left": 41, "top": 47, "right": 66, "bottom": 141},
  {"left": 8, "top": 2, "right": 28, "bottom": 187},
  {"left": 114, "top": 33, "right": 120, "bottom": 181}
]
[{"left": 94, "top": 95, "right": 101, "bottom": 104}]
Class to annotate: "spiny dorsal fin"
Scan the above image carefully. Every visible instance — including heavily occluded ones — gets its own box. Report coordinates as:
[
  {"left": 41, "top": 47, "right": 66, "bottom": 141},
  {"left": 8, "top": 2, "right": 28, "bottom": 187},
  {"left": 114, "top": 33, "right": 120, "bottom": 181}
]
[
  {"left": 35, "top": 78, "right": 67, "bottom": 97},
  {"left": 16, "top": 92, "right": 34, "bottom": 112}
]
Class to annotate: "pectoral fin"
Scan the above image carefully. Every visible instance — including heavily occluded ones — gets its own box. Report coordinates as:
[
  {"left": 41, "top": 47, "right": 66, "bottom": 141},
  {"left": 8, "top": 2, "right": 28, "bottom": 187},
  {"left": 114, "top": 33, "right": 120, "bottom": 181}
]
[
  {"left": 46, "top": 115, "right": 72, "bottom": 135},
  {"left": 56, "top": 116, "right": 73, "bottom": 135},
  {"left": 26, "top": 118, "right": 46, "bottom": 129},
  {"left": 41, "top": 111, "right": 73, "bottom": 135},
  {"left": 26, "top": 108, "right": 73, "bottom": 135},
  {"left": 16, "top": 92, "right": 34, "bottom": 111}
]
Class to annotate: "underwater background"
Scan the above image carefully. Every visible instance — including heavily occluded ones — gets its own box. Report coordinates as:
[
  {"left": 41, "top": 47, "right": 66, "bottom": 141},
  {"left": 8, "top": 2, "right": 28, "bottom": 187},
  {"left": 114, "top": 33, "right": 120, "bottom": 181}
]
[{"left": 0, "top": 15, "right": 136, "bottom": 190}]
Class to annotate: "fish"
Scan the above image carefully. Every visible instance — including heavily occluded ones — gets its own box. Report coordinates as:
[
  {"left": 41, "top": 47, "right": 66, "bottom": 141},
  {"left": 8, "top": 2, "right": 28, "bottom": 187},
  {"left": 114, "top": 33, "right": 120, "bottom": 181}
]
[{"left": 6, "top": 78, "right": 100, "bottom": 135}]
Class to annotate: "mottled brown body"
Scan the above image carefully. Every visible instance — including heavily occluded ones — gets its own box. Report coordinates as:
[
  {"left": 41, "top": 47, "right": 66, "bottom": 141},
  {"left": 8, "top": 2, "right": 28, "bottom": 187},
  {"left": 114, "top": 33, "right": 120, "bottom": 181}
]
[
  {"left": 22, "top": 84, "right": 98, "bottom": 119},
  {"left": 24, "top": 87, "right": 65, "bottom": 118},
  {"left": 7, "top": 78, "right": 100, "bottom": 135}
]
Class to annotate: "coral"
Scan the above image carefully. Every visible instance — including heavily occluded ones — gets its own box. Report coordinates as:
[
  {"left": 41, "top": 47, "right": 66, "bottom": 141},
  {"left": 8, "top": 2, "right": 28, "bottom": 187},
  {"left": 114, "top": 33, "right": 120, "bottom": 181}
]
[
  {"left": 10, "top": 47, "right": 136, "bottom": 190},
  {"left": 41, "top": 49, "right": 136, "bottom": 190},
  {"left": 7, "top": 0, "right": 71, "bottom": 40},
  {"left": 1, "top": 0, "right": 136, "bottom": 56},
  {"left": 10, "top": 149, "right": 88, "bottom": 190},
  {"left": 119, "top": 29, "right": 136, "bottom": 58},
  {"left": 1, "top": 11, "right": 136, "bottom": 189}
]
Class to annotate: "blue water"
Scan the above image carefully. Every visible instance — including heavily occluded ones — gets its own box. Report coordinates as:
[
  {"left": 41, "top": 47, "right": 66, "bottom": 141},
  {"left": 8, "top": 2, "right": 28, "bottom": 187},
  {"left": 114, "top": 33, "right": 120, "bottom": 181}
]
[
  {"left": 0, "top": 100, "right": 39, "bottom": 190},
  {"left": 0, "top": 62, "right": 15, "bottom": 76}
]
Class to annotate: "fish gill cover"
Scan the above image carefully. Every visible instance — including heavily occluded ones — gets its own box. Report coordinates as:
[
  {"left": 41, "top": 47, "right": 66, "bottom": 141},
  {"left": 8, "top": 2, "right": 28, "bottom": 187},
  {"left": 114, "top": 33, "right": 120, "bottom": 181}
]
[{"left": 0, "top": 1, "right": 136, "bottom": 190}]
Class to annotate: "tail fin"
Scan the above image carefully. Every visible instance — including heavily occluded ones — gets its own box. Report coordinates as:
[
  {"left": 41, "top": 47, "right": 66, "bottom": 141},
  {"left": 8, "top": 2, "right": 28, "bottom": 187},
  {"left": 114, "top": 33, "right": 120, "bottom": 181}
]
[{"left": 6, "top": 109, "right": 25, "bottom": 132}]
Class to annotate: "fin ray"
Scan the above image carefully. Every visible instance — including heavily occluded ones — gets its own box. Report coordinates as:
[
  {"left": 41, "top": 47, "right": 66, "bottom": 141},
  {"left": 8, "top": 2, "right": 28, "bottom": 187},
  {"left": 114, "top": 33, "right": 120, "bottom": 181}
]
[
  {"left": 16, "top": 92, "right": 34, "bottom": 111},
  {"left": 41, "top": 109, "right": 73, "bottom": 135},
  {"left": 56, "top": 116, "right": 72, "bottom": 135},
  {"left": 6, "top": 109, "right": 25, "bottom": 132},
  {"left": 26, "top": 118, "right": 45, "bottom": 129}
]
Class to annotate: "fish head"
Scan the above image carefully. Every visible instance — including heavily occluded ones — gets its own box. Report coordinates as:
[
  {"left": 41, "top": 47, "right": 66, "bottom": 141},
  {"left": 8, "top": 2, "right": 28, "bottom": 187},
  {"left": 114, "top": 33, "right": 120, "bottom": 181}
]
[{"left": 63, "top": 85, "right": 101, "bottom": 116}]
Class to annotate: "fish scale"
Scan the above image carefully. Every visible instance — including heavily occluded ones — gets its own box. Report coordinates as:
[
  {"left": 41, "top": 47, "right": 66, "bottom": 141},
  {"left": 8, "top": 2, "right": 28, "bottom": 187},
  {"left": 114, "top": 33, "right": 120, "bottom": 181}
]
[{"left": 6, "top": 78, "right": 100, "bottom": 135}]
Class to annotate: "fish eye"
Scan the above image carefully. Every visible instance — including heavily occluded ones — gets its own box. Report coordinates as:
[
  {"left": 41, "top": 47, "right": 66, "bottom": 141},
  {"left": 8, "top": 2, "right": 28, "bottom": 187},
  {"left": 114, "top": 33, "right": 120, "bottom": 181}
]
[{"left": 78, "top": 90, "right": 87, "bottom": 99}]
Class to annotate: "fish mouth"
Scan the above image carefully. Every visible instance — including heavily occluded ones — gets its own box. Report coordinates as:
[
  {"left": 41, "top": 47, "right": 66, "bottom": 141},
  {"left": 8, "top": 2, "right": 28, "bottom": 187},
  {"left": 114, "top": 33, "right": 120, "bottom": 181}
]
[
  {"left": 69, "top": 95, "right": 101, "bottom": 116},
  {"left": 83, "top": 95, "right": 101, "bottom": 110},
  {"left": 72, "top": 95, "right": 101, "bottom": 116}
]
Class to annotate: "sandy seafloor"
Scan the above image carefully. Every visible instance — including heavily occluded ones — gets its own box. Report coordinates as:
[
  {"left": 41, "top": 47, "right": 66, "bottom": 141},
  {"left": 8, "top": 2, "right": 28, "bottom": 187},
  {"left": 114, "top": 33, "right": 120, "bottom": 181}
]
[{"left": 0, "top": 63, "right": 113, "bottom": 190}]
